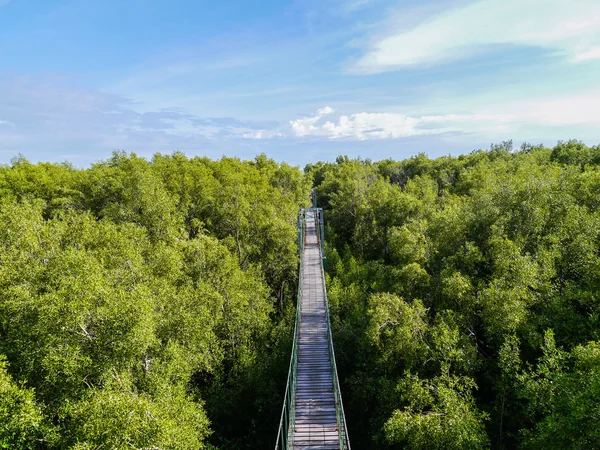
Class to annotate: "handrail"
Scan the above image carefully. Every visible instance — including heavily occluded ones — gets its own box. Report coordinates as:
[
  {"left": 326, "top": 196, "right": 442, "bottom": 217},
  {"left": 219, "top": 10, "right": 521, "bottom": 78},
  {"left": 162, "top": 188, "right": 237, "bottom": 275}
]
[
  {"left": 274, "top": 212, "right": 305, "bottom": 449},
  {"left": 315, "top": 209, "right": 351, "bottom": 450}
]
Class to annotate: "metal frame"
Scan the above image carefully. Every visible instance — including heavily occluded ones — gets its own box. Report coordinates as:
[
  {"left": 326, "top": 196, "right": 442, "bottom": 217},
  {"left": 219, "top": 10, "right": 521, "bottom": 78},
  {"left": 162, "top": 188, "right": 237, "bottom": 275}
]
[{"left": 275, "top": 201, "right": 350, "bottom": 450}]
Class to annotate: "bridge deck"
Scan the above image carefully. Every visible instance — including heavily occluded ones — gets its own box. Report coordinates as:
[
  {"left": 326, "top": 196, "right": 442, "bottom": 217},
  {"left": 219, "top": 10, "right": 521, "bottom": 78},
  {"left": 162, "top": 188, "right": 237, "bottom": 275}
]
[{"left": 293, "top": 213, "right": 340, "bottom": 449}]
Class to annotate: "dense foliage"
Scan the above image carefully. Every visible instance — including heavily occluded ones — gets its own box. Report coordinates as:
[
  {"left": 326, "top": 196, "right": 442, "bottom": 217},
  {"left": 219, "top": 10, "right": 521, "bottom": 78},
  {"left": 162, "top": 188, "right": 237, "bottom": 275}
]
[
  {"left": 0, "top": 152, "right": 310, "bottom": 449},
  {"left": 2, "top": 140, "right": 600, "bottom": 449},
  {"left": 309, "top": 140, "right": 600, "bottom": 449}
]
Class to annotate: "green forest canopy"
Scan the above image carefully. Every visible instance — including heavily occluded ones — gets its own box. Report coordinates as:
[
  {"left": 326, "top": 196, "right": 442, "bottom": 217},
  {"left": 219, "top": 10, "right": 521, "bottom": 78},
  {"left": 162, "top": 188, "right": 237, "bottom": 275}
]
[{"left": 1, "top": 140, "right": 600, "bottom": 449}]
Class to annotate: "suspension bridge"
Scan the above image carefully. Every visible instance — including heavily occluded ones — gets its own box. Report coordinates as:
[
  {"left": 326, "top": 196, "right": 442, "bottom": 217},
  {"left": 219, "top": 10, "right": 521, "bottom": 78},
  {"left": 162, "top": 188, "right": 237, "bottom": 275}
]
[{"left": 275, "top": 199, "right": 350, "bottom": 449}]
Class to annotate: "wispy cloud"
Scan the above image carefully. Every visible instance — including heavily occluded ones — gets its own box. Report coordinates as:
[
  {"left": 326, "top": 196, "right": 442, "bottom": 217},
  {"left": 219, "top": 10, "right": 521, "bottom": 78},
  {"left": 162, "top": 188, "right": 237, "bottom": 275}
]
[
  {"left": 112, "top": 55, "right": 267, "bottom": 94},
  {"left": 243, "top": 130, "right": 284, "bottom": 139},
  {"left": 573, "top": 47, "right": 600, "bottom": 62},
  {"left": 352, "top": 0, "right": 600, "bottom": 73},
  {"left": 0, "top": 74, "right": 282, "bottom": 162},
  {"left": 248, "top": 90, "right": 600, "bottom": 141},
  {"left": 344, "top": 0, "right": 378, "bottom": 12},
  {"left": 481, "top": 90, "right": 600, "bottom": 127}
]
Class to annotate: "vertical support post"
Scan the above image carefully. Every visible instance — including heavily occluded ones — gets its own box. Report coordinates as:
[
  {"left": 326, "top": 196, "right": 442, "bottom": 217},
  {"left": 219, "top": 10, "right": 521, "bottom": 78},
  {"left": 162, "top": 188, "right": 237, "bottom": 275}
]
[
  {"left": 319, "top": 210, "right": 325, "bottom": 254},
  {"left": 297, "top": 213, "right": 302, "bottom": 257},
  {"left": 319, "top": 209, "right": 326, "bottom": 268}
]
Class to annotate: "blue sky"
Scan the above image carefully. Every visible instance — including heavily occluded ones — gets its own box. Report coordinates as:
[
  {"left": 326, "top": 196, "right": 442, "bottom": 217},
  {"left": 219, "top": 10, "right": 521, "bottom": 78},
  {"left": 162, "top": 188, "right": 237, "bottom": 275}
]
[{"left": 1, "top": 0, "right": 599, "bottom": 166}]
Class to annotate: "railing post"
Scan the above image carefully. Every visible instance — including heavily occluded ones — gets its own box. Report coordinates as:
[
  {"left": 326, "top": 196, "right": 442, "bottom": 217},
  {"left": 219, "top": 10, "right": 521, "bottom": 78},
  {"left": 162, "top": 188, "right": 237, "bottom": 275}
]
[
  {"left": 319, "top": 209, "right": 326, "bottom": 268},
  {"left": 297, "top": 213, "right": 302, "bottom": 256}
]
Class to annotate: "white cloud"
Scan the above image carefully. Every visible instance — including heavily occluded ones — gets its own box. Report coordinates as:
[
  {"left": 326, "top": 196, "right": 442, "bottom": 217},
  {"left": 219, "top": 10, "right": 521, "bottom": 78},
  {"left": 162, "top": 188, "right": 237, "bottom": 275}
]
[
  {"left": 243, "top": 130, "right": 283, "bottom": 139},
  {"left": 298, "top": 106, "right": 517, "bottom": 139},
  {"left": 353, "top": 0, "right": 600, "bottom": 73},
  {"left": 572, "top": 47, "right": 600, "bottom": 62},
  {"left": 321, "top": 112, "right": 423, "bottom": 139},
  {"left": 250, "top": 90, "right": 600, "bottom": 141},
  {"left": 285, "top": 106, "right": 511, "bottom": 140},
  {"left": 290, "top": 106, "right": 336, "bottom": 137}
]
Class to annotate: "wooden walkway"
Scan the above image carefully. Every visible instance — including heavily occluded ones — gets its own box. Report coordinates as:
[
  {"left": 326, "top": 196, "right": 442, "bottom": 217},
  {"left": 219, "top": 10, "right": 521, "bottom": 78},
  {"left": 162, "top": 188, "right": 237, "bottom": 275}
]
[{"left": 293, "top": 212, "right": 340, "bottom": 449}]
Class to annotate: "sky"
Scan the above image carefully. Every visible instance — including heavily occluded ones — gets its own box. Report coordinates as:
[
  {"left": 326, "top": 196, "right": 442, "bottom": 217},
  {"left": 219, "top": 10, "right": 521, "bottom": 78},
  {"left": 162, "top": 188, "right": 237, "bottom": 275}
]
[{"left": 1, "top": 0, "right": 599, "bottom": 166}]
